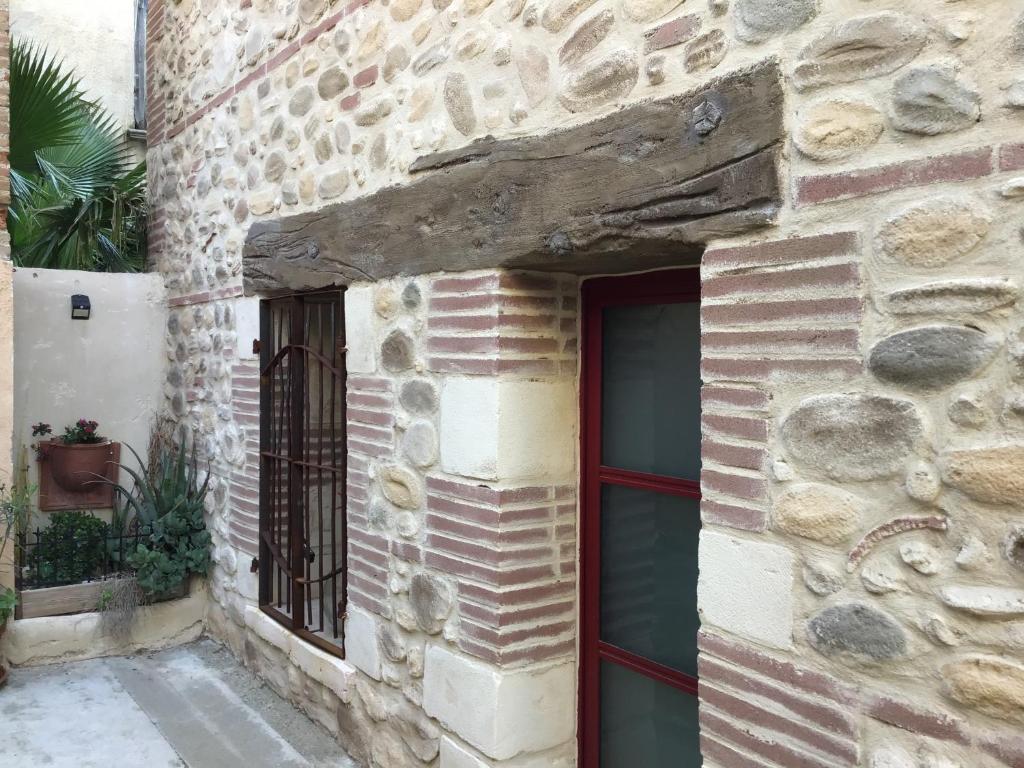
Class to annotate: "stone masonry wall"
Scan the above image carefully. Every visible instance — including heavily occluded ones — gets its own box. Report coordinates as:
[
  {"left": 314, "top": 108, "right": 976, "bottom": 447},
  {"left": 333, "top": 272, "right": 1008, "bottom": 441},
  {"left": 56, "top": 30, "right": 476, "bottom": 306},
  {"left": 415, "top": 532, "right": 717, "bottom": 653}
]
[{"left": 149, "top": 0, "right": 1024, "bottom": 766}]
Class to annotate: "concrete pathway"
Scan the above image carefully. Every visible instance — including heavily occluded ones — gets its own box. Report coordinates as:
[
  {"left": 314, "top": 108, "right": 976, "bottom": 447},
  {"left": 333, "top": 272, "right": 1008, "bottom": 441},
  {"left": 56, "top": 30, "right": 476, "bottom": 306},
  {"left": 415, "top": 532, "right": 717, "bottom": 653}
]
[{"left": 0, "top": 639, "right": 358, "bottom": 768}]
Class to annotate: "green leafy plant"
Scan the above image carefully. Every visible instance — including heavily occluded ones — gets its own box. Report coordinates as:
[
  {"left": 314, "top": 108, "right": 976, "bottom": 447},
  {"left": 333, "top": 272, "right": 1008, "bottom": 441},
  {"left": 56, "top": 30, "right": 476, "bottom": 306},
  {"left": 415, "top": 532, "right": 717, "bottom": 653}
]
[
  {"left": 0, "top": 590, "right": 16, "bottom": 623},
  {"left": 0, "top": 481, "right": 34, "bottom": 622},
  {"left": 28, "top": 511, "right": 109, "bottom": 585},
  {"left": 109, "top": 442, "right": 212, "bottom": 597},
  {"left": 10, "top": 40, "right": 147, "bottom": 272},
  {"left": 58, "top": 418, "right": 105, "bottom": 445}
]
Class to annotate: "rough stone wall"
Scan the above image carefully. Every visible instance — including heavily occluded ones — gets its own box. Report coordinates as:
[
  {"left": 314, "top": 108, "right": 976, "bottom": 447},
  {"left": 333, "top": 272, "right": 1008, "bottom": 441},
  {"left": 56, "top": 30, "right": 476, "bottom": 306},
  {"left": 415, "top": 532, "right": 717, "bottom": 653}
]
[{"left": 148, "top": 0, "right": 1024, "bottom": 766}]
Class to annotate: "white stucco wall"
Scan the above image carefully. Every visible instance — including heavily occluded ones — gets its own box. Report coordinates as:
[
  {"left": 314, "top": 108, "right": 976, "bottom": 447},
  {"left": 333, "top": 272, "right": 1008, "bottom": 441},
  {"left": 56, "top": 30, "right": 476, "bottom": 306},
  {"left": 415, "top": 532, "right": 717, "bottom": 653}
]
[
  {"left": 11, "top": 0, "right": 139, "bottom": 131},
  {"left": 13, "top": 268, "right": 167, "bottom": 504}
]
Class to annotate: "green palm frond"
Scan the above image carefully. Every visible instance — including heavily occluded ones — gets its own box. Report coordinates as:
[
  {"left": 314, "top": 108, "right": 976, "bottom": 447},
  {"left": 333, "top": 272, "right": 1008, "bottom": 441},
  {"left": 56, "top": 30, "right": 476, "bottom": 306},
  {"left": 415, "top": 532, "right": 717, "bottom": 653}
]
[
  {"left": 10, "top": 38, "right": 147, "bottom": 272},
  {"left": 9, "top": 42, "right": 84, "bottom": 172}
]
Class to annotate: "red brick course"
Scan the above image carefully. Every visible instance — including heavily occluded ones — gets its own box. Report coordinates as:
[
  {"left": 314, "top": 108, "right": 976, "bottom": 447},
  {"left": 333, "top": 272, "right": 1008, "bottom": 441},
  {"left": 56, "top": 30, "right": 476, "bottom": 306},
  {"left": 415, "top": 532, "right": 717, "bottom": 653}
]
[
  {"left": 426, "top": 475, "right": 576, "bottom": 666},
  {"left": 795, "top": 147, "right": 994, "bottom": 206},
  {"left": 644, "top": 14, "right": 701, "bottom": 53},
  {"left": 427, "top": 271, "right": 577, "bottom": 377}
]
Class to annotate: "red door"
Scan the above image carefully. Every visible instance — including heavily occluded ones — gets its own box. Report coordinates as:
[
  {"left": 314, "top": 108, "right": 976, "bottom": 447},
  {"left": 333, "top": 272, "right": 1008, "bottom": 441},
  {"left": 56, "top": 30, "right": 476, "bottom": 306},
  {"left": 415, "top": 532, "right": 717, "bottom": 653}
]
[{"left": 579, "top": 269, "right": 703, "bottom": 767}]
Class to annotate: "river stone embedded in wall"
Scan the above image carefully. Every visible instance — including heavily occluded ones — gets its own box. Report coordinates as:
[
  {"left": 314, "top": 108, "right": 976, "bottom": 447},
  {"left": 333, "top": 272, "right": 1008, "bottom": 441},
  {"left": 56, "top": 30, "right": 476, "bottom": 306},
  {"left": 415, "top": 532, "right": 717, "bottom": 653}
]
[
  {"left": 413, "top": 42, "right": 449, "bottom": 77},
  {"left": 794, "top": 100, "right": 884, "bottom": 162},
  {"left": 772, "top": 483, "right": 862, "bottom": 544},
  {"left": 515, "top": 45, "right": 549, "bottom": 107},
  {"left": 1012, "top": 12, "right": 1024, "bottom": 57},
  {"left": 891, "top": 66, "right": 981, "bottom": 136},
  {"left": 542, "top": 0, "right": 598, "bottom": 32},
  {"left": 793, "top": 13, "right": 927, "bottom": 90},
  {"left": 938, "top": 585, "right": 1024, "bottom": 617},
  {"left": 400, "top": 380, "right": 438, "bottom": 414},
  {"left": 396, "top": 511, "right": 420, "bottom": 538},
  {"left": 384, "top": 45, "right": 411, "bottom": 83},
  {"left": 355, "top": 97, "right": 395, "bottom": 127},
  {"left": 357, "top": 20, "right": 386, "bottom": 61},
  {"left": 803, "top": 561, "right": 844, "bottom": 596},
  {"left": 876, "top": 197, "right": 991, "bottom": 268},
  {"left": 559, "top": 49, "right": 639, "bottom": 113},
  {"left": 861, "top": 563, "right": 905, "bottom": 595},
  {"left": 314, "top": 134, "right": 334, "bottom": 164},
  {"left": 884, "top": 279, "right": 1019, "bottom": 315},
  {"left": 1004, "top": 526, "right": 1024, "bottom": 569},
  {"left": 905, "top": 460, "right": 940, "bottom": 502},
  {"left": 317, "top": 67, "right": 349, "bottom": 100},
  {"left": 867, "top": 326, "right": 999, "bottom": 391},
  {"left": 299, "top": 0, "right": 327, "bottom": 23},
  {"left": 560, "top": 10, "right": 614, "bottom": 65},
  {"left": 943, "top": 656, "right": 1024, "bottom": 724},
  {"left": 465, "top": 0, "right": 496, "bottom": 14},
  {"left": 899, "top": 542, "right": 940, "bottom": 575},
  {"left": 456, "top": 29, "right": 492, "bottom": 60},
  {"left": 382, "top": 330, "right": 415, "bottom": 372},
  {"left": 622, "top": 0, "right": 685, "bottom": 23},
  {"left": 781, "top": 394, "right": 924, "bottom": 481},
  {"left": 956, "top": 535, "right": 988, "bottom": 571},
  {"left": 444, "top": 73, "right": 477, "bottom": 136},
  {"left": 390, "top": 0, "right": 423, "bottom": 21},
  {"left": 646, "top": 56, "right": 666, "bottom": 86},
  {"left": 684, "top": 29, "right": 727, "bottom": 73},
  {"left": 733, "top": 0, "right": 816, "bottom": 43},
  {"left": 807, "top": 603, "right": 907, "bottom": 660},
  {"left": 318, "top": 170, "right": 349, "bottom": 200},
  {"left": 289, "top": 86, "right": 316, "bottom": 116},
  {"left": 402, "top": 282, "right": 422, "bottom": 310},
  {"left": 409, "top": 573, "right": 453, "bottom": 634},
  {"left": 379, "top": 466, "right": 424, "bottom": 510},
  {"left": 264, "top": 151, "right": 286, "bottom": 182},
  {"left": 378, "top": 623, "right": 407, "bottom": 662},
  {"left": 940, "top": 444, "right": 1024, "bottom": 504},
  {"left": 402, "top": 421, "right": 438, "bottom": 468}
]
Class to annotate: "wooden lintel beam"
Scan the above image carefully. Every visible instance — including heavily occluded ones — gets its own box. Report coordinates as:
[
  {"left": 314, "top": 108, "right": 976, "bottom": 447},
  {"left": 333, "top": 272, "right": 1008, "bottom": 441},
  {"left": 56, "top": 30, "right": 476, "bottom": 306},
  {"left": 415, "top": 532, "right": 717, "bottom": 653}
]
[{"left": 243, "top": 60, "right": 784, "bottom": 293}]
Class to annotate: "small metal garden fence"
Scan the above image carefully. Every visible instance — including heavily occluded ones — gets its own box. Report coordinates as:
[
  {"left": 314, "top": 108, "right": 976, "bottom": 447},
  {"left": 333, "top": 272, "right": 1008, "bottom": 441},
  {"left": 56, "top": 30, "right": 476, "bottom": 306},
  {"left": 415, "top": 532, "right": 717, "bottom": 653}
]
[{"left": 16, "top": 522, "right": 152, "bottom": 590}]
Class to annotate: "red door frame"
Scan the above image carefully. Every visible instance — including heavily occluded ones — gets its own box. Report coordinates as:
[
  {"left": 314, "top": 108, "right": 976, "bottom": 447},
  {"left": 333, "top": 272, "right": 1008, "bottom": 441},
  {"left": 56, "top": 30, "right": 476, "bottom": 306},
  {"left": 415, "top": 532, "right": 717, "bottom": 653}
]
[{"left": 578, "top": 268, "right": 702, "bottom": 767}]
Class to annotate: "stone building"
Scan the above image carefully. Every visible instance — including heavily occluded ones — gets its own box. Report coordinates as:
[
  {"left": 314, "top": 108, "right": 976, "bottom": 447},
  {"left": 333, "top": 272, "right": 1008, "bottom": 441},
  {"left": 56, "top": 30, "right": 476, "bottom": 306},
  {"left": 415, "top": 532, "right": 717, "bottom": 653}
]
[{"left": 146, "top": 0, "right": 1024, "bottom": 765}]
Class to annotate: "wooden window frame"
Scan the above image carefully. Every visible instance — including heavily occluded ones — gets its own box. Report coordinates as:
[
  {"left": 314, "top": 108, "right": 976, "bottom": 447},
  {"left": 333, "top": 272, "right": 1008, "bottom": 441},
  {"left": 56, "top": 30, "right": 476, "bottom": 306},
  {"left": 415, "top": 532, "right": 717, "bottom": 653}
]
[{"left": 578, "top": 268, "right": 702, "bottom": 767}]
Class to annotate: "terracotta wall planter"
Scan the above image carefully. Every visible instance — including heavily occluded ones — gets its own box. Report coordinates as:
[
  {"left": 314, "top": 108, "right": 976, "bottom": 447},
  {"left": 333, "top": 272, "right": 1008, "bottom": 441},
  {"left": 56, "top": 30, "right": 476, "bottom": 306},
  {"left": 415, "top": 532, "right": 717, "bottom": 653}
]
[{"left": 41, "top": 440, "right": 116, "bottom": 494}]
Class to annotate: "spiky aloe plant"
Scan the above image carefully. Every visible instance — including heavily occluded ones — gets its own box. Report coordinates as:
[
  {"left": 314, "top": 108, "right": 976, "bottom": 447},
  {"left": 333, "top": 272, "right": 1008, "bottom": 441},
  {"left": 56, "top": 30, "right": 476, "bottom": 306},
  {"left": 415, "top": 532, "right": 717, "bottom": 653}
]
[{"left": 10, "top": 39, "right": 147, "bottom": 272}]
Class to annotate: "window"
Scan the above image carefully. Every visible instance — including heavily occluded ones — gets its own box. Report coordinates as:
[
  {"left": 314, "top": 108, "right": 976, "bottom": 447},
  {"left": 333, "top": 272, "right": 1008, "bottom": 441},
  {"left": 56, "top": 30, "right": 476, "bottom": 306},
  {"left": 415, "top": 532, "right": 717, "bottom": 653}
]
[
  {"left": 258, "top": 290, "right": 348, "bottom": 656},
  {"left": 580, "top": 269, "right": 702, "bottom": 767}
]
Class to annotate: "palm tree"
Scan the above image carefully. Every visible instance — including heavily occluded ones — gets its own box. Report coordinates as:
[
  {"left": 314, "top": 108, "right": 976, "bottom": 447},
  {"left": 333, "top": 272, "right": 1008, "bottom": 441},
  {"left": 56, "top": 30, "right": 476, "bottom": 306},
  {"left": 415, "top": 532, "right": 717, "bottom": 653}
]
[{"left": 9, "top": 40, "right": 147, "bottom": 272}]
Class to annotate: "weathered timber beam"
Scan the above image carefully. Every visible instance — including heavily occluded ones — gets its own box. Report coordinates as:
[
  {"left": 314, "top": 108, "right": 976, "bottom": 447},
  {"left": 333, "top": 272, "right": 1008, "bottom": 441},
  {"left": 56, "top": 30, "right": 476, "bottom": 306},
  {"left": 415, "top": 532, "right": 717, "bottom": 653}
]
[{"left": 243, "top": 60, "right": 784, "bottom": 293}]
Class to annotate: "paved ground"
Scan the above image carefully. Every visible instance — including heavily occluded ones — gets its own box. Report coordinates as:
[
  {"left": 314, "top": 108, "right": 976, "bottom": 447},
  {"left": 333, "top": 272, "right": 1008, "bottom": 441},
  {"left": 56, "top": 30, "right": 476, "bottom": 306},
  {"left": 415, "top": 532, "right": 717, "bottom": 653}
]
[{"left": 0, "top": 639, "right": 358, "bottom": 768}]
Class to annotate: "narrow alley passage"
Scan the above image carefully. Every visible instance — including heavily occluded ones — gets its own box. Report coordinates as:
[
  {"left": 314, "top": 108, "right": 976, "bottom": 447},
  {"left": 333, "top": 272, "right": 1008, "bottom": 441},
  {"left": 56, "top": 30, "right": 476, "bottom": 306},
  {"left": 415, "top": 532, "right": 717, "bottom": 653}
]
[{"left": 0, "top": 640, "right": 357, "bottom": 768}]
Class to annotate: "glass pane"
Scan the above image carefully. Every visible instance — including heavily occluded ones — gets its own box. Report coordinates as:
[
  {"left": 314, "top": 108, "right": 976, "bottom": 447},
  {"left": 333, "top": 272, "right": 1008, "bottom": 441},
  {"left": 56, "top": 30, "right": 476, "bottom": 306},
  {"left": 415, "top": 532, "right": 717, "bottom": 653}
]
[
  {"left": 602, "top": 301, "right": 701, "bottom": 480},
  {"left": 600, "top": 661, "right": 701, "bottom": 768},
  {"left": 600, "top": 484, "right": 701, "bottom": 676}
]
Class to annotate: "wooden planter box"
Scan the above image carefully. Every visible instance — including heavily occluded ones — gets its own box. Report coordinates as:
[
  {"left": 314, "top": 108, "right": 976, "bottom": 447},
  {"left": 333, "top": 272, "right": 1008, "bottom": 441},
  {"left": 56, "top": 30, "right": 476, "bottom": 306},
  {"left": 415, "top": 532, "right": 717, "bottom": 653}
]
[{"left": 18, "top": 579, "right": 190, "bottom": 619}]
